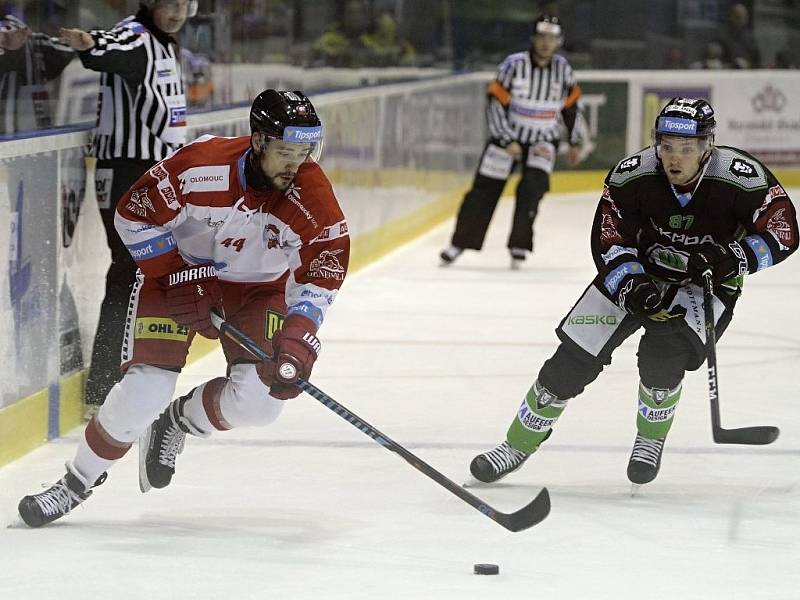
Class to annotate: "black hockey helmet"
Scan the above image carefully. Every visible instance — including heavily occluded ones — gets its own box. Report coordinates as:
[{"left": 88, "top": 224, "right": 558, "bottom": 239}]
[
  {"left": 250, "top": 89, "right": 323, "bottom": 154},
  {"left": 141, "top": 0, "right": 198, "bottom": 17},
  {"left": 653, "top": 97, "right": 716, "bottom": 141},
  {"left": 533, "top": 14, "right": 563, "bottom": 38}
]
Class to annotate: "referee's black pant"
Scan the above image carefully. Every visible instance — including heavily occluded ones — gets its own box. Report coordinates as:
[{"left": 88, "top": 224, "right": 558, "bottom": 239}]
[
  {"left": 450, "top": 148, "right": 550, "bottom": 253},
  {"left": 84, "top": 159, "right": 155, "bottom": 407}
]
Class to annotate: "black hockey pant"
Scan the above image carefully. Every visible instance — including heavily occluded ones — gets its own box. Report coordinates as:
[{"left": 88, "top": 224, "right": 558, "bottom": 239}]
[
  {"left": 535, "top": 278, "right": 737, "bottom": 402},
  {"left": 84, "top": 159, "right": 155, "bottom": 406},
  {"left": 450, "top": 163, "right": 550, "bottom": 252}
]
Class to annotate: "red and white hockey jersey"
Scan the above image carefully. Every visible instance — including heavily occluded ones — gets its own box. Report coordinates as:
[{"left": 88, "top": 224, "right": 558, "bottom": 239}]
[{"left": 114, "top": 134, "right": 350, "bottom": 328}]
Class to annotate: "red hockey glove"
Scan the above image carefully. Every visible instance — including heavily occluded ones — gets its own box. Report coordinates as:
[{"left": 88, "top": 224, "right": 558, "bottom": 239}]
[
  {"left": 160, "top": 264, "right": 223, "bottom": 339},
  {"left": 687, "top": 241, "right": 748, "bottom": 287},
  {"left": 258, "top": 314, "right": 320, "bottom": 400}
]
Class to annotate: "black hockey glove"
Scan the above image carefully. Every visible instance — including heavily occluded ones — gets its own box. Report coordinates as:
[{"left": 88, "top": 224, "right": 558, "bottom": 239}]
[
  {"left": 620, "top": 275, "right": 686, "bottom": 331},
  {"left": 687, "top": 241, "right": 748, "bottom": 287}
]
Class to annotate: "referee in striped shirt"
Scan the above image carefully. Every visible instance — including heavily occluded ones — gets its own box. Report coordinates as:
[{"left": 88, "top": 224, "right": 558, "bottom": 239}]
[
  {"left": 59, "top": 0, "right": 196, "bottom": 416},
  {"left": 440, "top": 15, "right": 588, "bottom": 269}
]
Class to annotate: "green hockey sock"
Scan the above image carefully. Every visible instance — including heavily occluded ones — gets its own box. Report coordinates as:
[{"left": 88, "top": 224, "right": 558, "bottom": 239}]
[
  {"left": 636, "top": 381, "right": 682, "bottom": 440},
  {"left": 506, "top": 380, "right": 566, "bottom": 453}
]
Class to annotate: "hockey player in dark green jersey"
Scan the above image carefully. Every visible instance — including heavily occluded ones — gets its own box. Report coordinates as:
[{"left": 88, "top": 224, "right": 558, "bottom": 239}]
[{"left": 469, "top": 97, "right": 798, "bottom": 486}]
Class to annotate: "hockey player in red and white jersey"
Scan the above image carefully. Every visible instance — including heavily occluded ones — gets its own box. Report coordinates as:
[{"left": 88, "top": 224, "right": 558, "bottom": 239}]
[{"left": 18, "top": 90, "right": 350, "bottom": 527}]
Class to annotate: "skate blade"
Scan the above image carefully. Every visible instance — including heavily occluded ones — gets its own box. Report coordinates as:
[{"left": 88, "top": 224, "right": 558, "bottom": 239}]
[
  {"left": 629, "top": 483, "right": 644, "bottom": 497},
  {"left": 138, "top": 431, "right": 152, "bottom": 494},
  {"left": 7, "top": 515, "right": 27, "bottom": 529},
  {"left": 462, "top": 475, "right": 493, "bottom": 489}
]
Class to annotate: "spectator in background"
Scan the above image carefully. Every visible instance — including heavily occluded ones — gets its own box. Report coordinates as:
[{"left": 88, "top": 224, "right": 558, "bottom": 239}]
[
  {"left": 772, "top": 48, "right": 797, "bottom": 69},
  {"left": 58, "top": 0, "right": 195, "bottom": 417},
  {"left": 690, "top": 41, "right": 729, "bottom": 70},
  {"left": 663, "top": 46, "right": 688, "bottom": 69},
  {"left": 718, "top": 2, "right": 761, "bottom": 68},
  {"left": 539, "top": 1, "right": 560, "bottom": 17},
  {"left": 360, "top": 11, "right": 416, "bottom": 67},
  {"left": 0, "top": 4, "right": 73, "bottom": 135}
]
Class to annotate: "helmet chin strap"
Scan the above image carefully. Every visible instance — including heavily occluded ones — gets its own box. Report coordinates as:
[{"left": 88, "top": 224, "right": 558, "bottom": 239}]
[{"left": 685, "top": 147, "right": 713, "bottom": 185}]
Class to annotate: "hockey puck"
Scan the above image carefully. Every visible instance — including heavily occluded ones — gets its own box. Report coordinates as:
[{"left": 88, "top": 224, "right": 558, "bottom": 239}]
[{"left": 473, "top": 563, "right": 499, "bottom": 575}]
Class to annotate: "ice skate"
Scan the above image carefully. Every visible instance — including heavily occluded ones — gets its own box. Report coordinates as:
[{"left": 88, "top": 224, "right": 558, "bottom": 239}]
[
  {"left": 139, "top": 393, "right": 201, "bottom": 492},
  {"left": 509, "top": 248, "right": 527, "bottom": 270},
  {"left": 18, "top": 466, "right": 106, "bottom": 528},
  {"left": 627, "top": 433, "right": 665, "bottom": 485},
  {"left": 468, "top": 441, "right": 530, "bottom": 484},
  {"left": 439, "top": 245, "right": 463, "bottom": 266}
]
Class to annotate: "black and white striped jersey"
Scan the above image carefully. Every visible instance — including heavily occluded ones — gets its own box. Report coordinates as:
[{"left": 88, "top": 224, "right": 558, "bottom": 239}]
[
  {"left": 486, "top": 50, "right": 584, "bottom": 147},
  {"left": 79, "top": 12, "right": 186, "bottom": 161}
]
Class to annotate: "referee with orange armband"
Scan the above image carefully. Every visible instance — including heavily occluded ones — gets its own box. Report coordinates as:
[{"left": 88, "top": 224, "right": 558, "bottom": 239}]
[{"left": 440, "top": 14, "right": 589, "bottom": 269}]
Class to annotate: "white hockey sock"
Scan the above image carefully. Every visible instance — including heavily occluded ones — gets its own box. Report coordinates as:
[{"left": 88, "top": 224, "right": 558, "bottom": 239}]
[
  {"left": 181, "top": 380, "right": 220, "bottom": 433},
  {"left": 71, "top": 434, "right": 116, "bottom": 491},
  {"left": 184, "top": 364, "right": 284, "bottom": 430}
]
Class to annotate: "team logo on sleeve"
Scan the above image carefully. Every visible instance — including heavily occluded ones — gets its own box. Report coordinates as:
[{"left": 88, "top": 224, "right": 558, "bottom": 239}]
[
  {"left": 308, "top": 249, "right": 345, "bottom": 281},
  {"left": 600, "top": 206, "right": 624, "bottom": 245},
  {"left": 149, "top": 164, "right": 181, "bottom": 210},
  {"left": 615, "top": 156, "right": 641, "bottom": 174},
  {"left": 767, "top": 208, "right": 795, "bottom": 248},
  {"left": 729, "top": 158, "right": 758, "bottom": 179},
  {"left": 125, "top": 187, "right": 155, "bottom": 217},
  {"left": 767, "top": 185, "right": 787, "bottom": 201}
]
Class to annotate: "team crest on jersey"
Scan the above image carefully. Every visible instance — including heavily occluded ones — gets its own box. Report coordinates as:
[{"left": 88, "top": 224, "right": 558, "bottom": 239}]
[
  {"left": 125, "top": 187, "right": 155, "bottom": 217},
  {"left": 615, "top": 156, "right": 641, "bottom": 174},
  {"left": 263, "top": 224, "right": 281, "bottom": 249},
  {"left": 308, "top": 249, "right": 345, "bottom": 281},
  {"left": 729, "top": 157, "right": 758, "bottom": 179}
]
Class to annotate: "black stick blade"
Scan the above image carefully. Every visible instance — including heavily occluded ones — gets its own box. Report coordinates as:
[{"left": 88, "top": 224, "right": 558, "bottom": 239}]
[
  {"left": 713, "top": 426, "right": 780, "bottom": 445},
  {"left": 500, "top": 488, "right": 551, "bottom": 532}
]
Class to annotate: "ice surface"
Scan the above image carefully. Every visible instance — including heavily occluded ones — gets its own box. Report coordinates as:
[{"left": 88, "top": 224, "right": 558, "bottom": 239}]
[{"left": 1, "top": 192, "right": 798, "bottom": 599}]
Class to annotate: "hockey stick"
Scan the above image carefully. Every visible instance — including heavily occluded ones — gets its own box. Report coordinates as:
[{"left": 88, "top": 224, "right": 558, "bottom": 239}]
[
  {"left": 210, "top": 310, "right": 550, "bottom": 532},
  {"left": 702, "top": 271, "right": 780, "bottom": 445}
]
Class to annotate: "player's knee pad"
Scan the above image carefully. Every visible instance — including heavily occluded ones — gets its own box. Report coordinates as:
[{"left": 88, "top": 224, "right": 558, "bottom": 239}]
[
  {"left": 637, "top": 331, "right": 695, "bottom": 390},
  {"left": 96, "top": 364, "right": 178, "bottom": 443},
  {"left": 219, "top": 363, "right": 284, "bottom": 427},
  {"left": 538, "top": 342, "right": 604, "bottom": 400}
]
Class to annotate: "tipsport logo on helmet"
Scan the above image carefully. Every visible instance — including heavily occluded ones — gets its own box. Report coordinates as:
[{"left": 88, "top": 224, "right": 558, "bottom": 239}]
[
  {"left": 283, "top": 126, "right": 323, "bottom": 143},
  {"left": 656, "top": 117, "right": 698, "bottom": 135}
]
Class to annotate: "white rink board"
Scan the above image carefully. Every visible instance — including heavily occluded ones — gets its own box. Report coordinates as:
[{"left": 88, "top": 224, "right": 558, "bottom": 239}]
[{"left": 0, "top": 191, "right": 798, "bottom": 600}]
